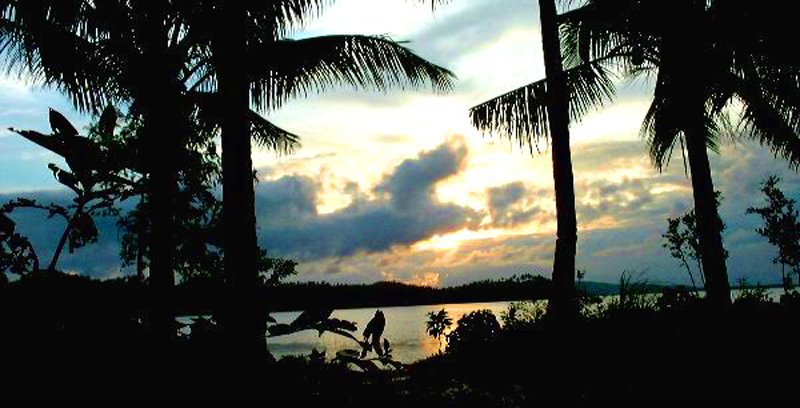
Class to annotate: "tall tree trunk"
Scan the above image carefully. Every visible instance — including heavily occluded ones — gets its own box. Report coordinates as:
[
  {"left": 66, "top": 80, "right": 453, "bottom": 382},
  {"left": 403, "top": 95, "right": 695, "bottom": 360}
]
[
  {"left": 146, "top": 128, "right": 177, "bottom": 343},
  {"left": 138, "top": 2, "right": 178, "bottom": 346},
  {"left": 216, "top": 2, "right": 267, "bottom": 361},
  {"left": 539, "top": 0, "right": 578, "bottom": 320},
  {"left": 685, "top": 117, "right": 731, "bottom": 306}
]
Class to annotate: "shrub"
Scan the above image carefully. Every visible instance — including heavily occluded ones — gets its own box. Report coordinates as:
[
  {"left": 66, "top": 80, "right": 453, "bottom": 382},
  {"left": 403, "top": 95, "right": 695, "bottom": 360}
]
[
  {"left": 501, "top": 301, "right": 546, "bottom": 331},
  {"left": 446, "top": 310, "right": 501, "bottom": 353}
]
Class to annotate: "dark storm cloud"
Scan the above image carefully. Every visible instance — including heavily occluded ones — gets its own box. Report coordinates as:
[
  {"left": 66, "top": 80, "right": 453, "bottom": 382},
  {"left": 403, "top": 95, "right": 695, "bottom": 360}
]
[{"left": 257, "top": 138, "right": 481, "bottom": 261}]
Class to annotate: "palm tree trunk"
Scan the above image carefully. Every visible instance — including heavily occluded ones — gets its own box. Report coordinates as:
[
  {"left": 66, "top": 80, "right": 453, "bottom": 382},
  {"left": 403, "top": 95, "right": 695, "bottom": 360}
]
[
  {"left": 539, "top": 0, "right": 578, "bottom": 320},
  {"left": 146, "top": 133, "right": 177, "bottom": 343},
  {"left": 216, "top": 2, "right": 267, "bottom": 361},
  {"left": 685, "top": 116, "right": 731, "bottom": 306},
  {"left": 138, "top": 3, "right": 179, "bottom": 346}
]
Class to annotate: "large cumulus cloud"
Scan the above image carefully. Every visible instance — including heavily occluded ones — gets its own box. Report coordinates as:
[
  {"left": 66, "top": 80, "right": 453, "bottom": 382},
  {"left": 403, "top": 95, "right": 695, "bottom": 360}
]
[{"left": 257, "top": 137, "right": 482, "bottom": 260}]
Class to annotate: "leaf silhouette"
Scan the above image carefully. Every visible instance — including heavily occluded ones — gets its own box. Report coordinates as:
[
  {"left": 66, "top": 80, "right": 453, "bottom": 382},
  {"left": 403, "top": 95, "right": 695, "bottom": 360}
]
[
  {"left": 49, "top": 109, "right": 79, "bottom": 137},
  {"left": 98, "top": 105, "right": 117, "bottom": 139}
]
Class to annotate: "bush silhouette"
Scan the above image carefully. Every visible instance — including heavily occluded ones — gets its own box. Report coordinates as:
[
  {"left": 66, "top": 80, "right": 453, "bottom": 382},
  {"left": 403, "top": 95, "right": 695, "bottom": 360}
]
[{"left": 446, "top": 310, "right": 501, "bottom": 353}]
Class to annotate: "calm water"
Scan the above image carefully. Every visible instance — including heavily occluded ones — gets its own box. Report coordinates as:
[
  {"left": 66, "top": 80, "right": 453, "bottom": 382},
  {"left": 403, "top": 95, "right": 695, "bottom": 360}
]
[
  {"left": 268, "top": 302, "right": 513, "bottom": 363},
  {"left": 181, "top": 287, "right": 790, "bottom": 363}
]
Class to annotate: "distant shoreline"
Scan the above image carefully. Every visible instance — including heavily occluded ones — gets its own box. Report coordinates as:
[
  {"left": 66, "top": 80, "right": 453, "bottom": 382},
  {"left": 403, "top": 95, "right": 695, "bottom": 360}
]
[{"left": 3, "top": 271, "right": 789, "bottom": 316}]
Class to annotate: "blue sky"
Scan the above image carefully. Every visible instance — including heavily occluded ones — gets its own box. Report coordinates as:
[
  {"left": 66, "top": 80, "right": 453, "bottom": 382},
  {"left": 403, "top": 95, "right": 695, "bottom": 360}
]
[{"left": 2, "top": 0, "right": 799, "bottom": 286}]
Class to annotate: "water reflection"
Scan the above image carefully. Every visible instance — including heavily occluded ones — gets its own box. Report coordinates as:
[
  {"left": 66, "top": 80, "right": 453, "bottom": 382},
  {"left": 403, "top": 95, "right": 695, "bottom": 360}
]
[
  {"left": 179, "top": 288, "right": 790, "bottom": 363},
  {"left": 267, "top": 302, "right": 512, "bottom": 363}
]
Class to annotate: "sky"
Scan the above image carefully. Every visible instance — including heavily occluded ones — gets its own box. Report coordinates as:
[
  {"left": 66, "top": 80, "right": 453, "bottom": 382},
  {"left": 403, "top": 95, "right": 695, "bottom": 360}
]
[{"left": 1, "top": 0, "right": 799, "bottom": 287}]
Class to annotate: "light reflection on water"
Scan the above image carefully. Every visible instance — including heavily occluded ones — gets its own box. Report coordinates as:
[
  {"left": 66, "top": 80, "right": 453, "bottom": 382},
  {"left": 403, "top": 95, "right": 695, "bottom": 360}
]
[
  {"left": 178, "top": 287, "right": 790, "bottom": 363},
  {"left": 267, "top": 302, "right": 513, "bottom": 363}
]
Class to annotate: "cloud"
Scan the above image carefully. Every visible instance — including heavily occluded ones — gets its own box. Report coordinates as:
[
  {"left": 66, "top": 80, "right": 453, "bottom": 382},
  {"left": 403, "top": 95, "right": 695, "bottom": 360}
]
[
  {"left": 257, "top": 137, "right": 482, "bottom": 260},
  {"left": 486, "top": 181, "right": 542, "bottom": 227},
  {"left": 1, "top": 138, "right": 484, "bottom": 278},
  {"left": 410, "top": 0, "right": 538, "bottom": 66},
  {"left": 255, "top": 175, "right": 320, "bottom": 223},
  {"left": 577, "top": 177, "right": 657, "bottom": 226},
  {"left": 375, "top": 136, "right": 467, "bottom": 209},
  {"left": 4, "top": 118, "right": 800, "bottom": 288}
]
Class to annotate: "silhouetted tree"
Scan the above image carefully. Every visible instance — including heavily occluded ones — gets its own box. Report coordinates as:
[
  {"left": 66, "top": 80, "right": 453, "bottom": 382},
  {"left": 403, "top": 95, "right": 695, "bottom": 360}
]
[
  {"left": 537, "top": 0, "right": 578, "bottom": 320},
  {"left": 663, "top": 192, "right": 726, "bottom": 292},
  {"left": 0, "top": 212, "right": 38, "bottom": 277},
  {"left": 426, "top": 308, "right": 453, "bottom": 351},
  {"left": 747, "top": 176, "right": 800, "bottom": 290},
  {"left": 4, "top": 108, "right": 139, "bottom": 275},
  {"left": 446, "top": 310, "right": 501, "bottom": 353},
  {"left": 0, "top": 1, "right": 299, "bottom": 345},
  {"left": 110, "top": 111, "right": 225, "bottom": 283},
  {"left": 470, "top": 1, "right": 615, "bottom": 320},
  {"left": 0, "top": 0, "right": 184, "bottom": 343},
  {"left": 551, "top": 0, "right": 800, "bottom": 306},
  {"left": 180, "top": 0, "right": 456, "bottom": 358}
]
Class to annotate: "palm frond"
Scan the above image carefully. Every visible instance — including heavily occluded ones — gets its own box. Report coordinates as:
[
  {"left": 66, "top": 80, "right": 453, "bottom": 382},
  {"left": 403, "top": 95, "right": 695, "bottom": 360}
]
[
  {"left": 469, "top": 60, "right": 614, "bottom": 153},
  {"left": 734, "top": 77, "right": 800, "bottom": 169},
  {"left": 210, "top": 35, "right": 454, "bottom": 112},
  {"left": 191, "top": 91, "right": 300, "bottom": 156},
  {"left": 179, "top": 1, "right": 333, "bottom": 45},
  {"left": 255, "top": 0, "right": 332, "bottom": 36},
  {"left": 642, "top": 94, "right": 720, "bottom": 171},
  {"left": 0, "top": 2, "right": 123, "bottom": 112},
  {"left": 249, "top": 111, "right": 301, "bottom": 155},
  {"left": 560, "top": 0, "right": 660, "bottom": 77}
]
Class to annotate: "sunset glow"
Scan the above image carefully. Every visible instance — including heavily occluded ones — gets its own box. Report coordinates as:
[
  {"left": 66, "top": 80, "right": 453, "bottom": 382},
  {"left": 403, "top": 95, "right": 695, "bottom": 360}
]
[{"left": 1, "top": 0, "right": 797, "bottom": 287}]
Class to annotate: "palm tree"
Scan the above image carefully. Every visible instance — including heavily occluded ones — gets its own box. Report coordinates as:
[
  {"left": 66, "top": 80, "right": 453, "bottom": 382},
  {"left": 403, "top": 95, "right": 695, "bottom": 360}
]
[
  {"left": 557, "top": 0, "right": 800, "bottom": 306},
  {"left": 470, "top": 0, "right": 614, "bottom": 319},
  {"left": 0, "top": 1, "right": 299, "bottom": 345},
  {"left": 1, "top": 0, "right": 181, "bottom": 341},
  {"left": 426, "top": 308, "right": 453, "bottom": 351},
  {"left": 182, "top": 0, "right": 455, "bottom": 358},
  {"left": 537, "top": 0, "right": 578, "bottom": 320}
]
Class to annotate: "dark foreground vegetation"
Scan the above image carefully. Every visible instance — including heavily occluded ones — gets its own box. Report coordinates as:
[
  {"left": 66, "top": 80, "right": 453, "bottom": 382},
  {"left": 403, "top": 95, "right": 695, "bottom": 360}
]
[{"left": 4, "top": 280, "right": 799, "bottom": 406}]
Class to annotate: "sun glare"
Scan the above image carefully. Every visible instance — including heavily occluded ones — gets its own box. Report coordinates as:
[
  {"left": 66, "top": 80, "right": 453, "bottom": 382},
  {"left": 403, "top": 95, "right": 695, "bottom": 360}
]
[{"left": 413, "top": 228, "right": 515, "bottom": 252}]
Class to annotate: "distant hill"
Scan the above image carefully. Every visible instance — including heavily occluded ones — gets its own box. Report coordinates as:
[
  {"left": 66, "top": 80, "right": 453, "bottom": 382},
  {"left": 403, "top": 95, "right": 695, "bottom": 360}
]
[
  {"left": 2, "top": 272, "right": 627, "bottom": 314},
  {"left": 261, "top": 274, "right": 628, "bottom": 312},
  {"left": 579, "top": 281, "right": 622, "bottom": 297}
]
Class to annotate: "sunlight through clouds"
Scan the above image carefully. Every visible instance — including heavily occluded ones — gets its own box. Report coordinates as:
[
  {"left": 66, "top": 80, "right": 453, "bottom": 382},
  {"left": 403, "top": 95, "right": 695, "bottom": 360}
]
[{"left": 1, "top": 0, "right": 799, "bottom": 286}]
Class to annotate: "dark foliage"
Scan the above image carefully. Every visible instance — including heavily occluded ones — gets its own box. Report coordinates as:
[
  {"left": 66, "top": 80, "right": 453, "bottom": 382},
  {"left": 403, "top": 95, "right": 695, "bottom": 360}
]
[
  {"left": 747, "top": 175, "right": 800, "bottom": 289},
  {"left": 444, "top": 310, "right": 501, "bottom": 354}
]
